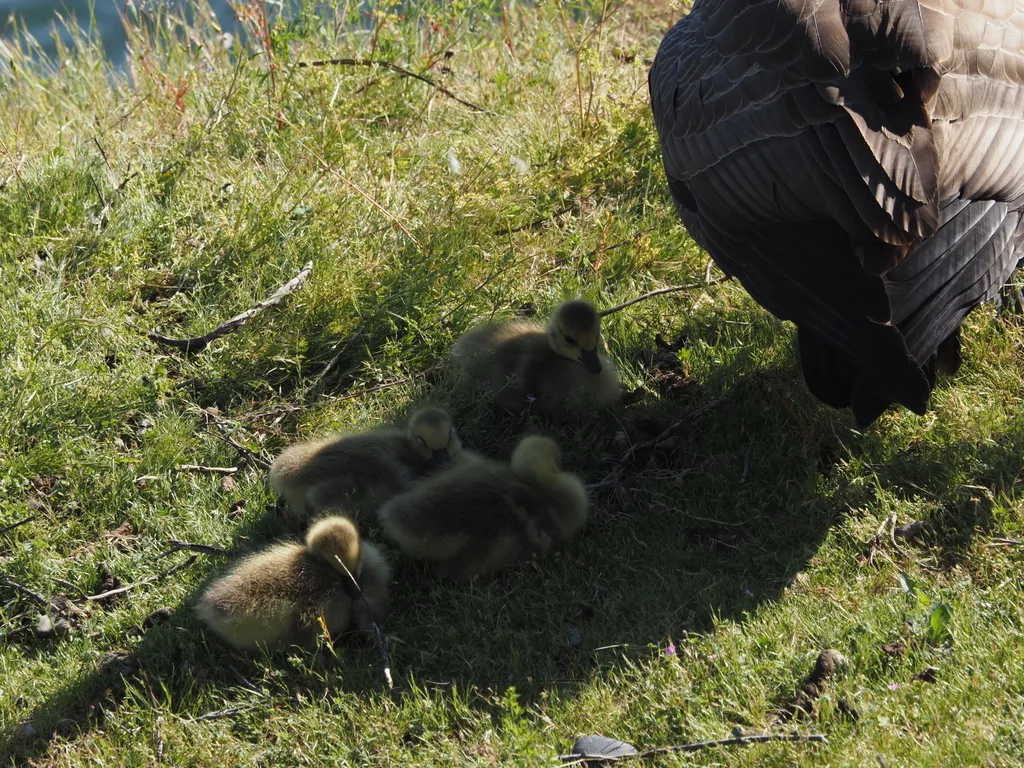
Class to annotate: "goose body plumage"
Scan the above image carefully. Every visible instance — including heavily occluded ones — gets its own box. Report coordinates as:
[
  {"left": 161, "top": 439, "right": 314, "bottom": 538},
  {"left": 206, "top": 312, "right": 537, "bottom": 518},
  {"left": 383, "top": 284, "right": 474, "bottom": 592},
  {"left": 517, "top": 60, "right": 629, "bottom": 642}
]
[{"left": 649, "top": 0, "right": 1024, "bottom": 426}]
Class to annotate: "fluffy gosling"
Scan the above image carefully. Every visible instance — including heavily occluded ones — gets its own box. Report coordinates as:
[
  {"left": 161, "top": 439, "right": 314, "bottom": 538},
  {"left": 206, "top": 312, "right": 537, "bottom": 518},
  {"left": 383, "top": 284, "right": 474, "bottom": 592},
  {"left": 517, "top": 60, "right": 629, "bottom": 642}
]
[
  {"left": 451, "top": 299, "right": 620, "bottom": 414},
  {"left": 269, "top": 406, "right": 465, "bottom": 525},
  {"left": 376, "top": 435, "right": 588, "bottom": 580},
  {"left": 195, "top": 516, "right": 391, "bottom": 651}
]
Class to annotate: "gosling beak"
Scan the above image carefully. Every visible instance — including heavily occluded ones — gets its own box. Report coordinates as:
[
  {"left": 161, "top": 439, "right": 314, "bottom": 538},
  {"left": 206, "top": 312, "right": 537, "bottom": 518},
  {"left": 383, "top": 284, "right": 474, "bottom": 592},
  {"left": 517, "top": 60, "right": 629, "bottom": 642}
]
[
  {"left": 432, "top": 448, "right": 451, "bottom": 466},
  {"left": 580, "top": 348, "right": 602, "bottom": 374}
]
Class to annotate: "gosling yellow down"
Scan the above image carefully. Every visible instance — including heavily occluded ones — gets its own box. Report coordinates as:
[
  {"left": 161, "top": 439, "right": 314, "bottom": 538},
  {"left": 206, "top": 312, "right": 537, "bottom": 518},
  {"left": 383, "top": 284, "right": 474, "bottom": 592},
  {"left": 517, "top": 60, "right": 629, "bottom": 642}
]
[
  {"left": 376, "top": 435, "right": 588, "bottom": 580},
  {"left": 452, "top": 300, "right": 620, "bottom": 414},
  {"left": 269, "top": 406, "right": 465, "bottom": 525},
  {"left": 195, "top": 516, "right": 391, "bottom": 651}
]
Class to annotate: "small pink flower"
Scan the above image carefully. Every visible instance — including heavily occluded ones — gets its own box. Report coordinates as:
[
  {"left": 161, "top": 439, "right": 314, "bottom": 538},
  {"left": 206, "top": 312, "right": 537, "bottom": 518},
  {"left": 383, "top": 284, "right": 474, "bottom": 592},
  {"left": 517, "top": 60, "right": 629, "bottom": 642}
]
[
  {"left": 665, "top": 644, "right": 676, "bottom": 656},
  {"left": 888, "top": 683, "right": 901, "bottom": 690},
  {"left": 707, "top": 653, "right": 718, "bottom": 661},
  {"left": 743, "top": 588, "right": 754, "bottom": 598},
  {"left": 526, "top": 395, "right": 537, "bottom": 403}
]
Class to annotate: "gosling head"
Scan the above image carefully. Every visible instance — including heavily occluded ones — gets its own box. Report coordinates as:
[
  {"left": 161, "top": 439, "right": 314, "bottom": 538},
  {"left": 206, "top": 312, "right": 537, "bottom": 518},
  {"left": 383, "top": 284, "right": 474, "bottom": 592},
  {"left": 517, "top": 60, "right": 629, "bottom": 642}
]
[
  {"left": 306, "top": 516, "right": 362, "bottom": 575},
  {"left": 547, "top": 300, "right": 603, "bottom": 374},
  {"left": 408, "top": 406, "right": 461, "bottom": 467},
  {"left": 510, "top": 435, "right": 562, "bottom": 480}
]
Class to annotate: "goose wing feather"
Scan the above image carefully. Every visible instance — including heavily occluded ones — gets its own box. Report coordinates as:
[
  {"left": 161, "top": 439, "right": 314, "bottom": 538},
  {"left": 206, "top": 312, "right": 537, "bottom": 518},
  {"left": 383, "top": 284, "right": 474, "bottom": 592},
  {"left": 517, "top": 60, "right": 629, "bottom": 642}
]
[{"left": 650, "top": 0, "right": 1024, "bottom": 423}]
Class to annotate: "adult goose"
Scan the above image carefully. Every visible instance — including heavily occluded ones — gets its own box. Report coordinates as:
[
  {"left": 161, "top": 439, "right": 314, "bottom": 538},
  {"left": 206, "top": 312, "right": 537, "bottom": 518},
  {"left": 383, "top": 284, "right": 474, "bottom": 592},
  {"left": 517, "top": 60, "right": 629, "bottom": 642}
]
[{"left": 649, "top": 0, "right": 1024, "bottom": 427}]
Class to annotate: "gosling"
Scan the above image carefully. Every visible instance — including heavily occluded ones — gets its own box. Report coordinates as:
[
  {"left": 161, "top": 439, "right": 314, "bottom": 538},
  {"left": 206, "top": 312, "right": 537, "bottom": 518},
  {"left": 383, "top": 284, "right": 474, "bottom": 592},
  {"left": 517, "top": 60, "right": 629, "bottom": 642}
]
[
  {"left": 195, "top": 516, "right": 391, "bottom": 651},
  {"left": 451, "top": 299, "right": 620, "bottom": 414},
  {"left": 376, "top": 435, "right": 588, "bottom": 580},
  {"left": 269, "top": 406, "right": 465, "bottom": 525}
]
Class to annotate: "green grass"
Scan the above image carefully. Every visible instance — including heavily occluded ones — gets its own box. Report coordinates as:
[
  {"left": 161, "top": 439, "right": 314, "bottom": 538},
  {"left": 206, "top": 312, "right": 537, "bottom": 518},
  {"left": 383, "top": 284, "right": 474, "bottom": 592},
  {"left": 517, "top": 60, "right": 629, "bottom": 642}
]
[{"left": 1, "top": 1, "right": 1023, "bottom": 765}]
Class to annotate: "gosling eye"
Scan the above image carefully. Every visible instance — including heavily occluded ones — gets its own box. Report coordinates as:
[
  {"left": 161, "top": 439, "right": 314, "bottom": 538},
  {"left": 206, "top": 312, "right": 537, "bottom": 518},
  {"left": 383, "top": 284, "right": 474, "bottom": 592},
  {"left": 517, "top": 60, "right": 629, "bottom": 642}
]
[{"left": 563, "top": 334, "right": 577, "bottom": 346}]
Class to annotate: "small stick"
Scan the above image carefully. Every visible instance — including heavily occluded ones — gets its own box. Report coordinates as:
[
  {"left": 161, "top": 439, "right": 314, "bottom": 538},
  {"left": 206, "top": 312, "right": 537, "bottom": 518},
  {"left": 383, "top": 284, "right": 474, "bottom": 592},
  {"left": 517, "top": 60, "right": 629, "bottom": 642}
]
[
  {"left": 176, "top": 465, "right": 238, "bottom": 475},
  {"left": 987, "top": 537, "right": 1023, "bottom": 547},
  {"left": 198, "top": 412, "right": 272, "bottom": 470},
  {"left": 0, "top": 515, "right": 36, "bottom": 536},
  {"left": 303, "top": 330, "right": 365, "bottom": 397},
  {"left": 86, "top": 555, "right": 199, "bottom": 602},
  {"left": 0, "top": 578, "right": 49, "bottom": 607},
  {"left": 156, "top": 540, "right": 230, "bottom": 559},
  {"left": 87, "top": 172, "right": 107, "bottom": 209},
  {"left": 887, "top": 514, "right": 911, "bottom": 560},
  {"left": 741, "top": 438, "right": 754, "bottom": 482},
  {"left": 598, "top": 397, "right": 727, "bottom": 479},
  {"left": 209, "top": 427, "right": 271, "bottom": 471},
  {"left": 148, "top": 261, "right": 313, "bottom": 353},
  {"left": 561, "top": 732, "right": 828, "bottom": 763},
  {"left": 50, "top": 577, "right": 90, "bottom": 599},
  {"left": 333, "top": 369, "right": 435, "bottom": 404},
  {"left": 312, "top": 157, "right": 422, "bottom": 249},
  {"left": 333, "top": 554, "right": 394, "bottom": 690},
  {"left": 187, "top": 704, "right": 260, "bottom": 722},
  {"left": 154, "top": 715, "right": 164, "bottom": 764},
  {"left": 229, "top": 665, "right": 270, "bottom": 698},
  {"left": 296, "top": 57, "right": 490, "bottom": 113},
  {"left": 93, "top": 136, "right": 113, "bottom": 176},
  {"left": 600, "top": 277, "right": 727, "bottom": 317}
]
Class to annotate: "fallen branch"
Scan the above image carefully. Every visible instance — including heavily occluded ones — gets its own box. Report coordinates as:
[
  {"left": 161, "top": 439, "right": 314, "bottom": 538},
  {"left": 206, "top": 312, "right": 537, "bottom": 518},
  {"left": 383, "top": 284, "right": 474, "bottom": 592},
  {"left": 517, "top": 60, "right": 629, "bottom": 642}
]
[
  {"left": 310, "top": 154, "right": 422, "bottom": 250},
  {"left": 187, "top": 704, "right": 261, "bottom": 722},
  {"left": 156, "top": 539, "right": 231, "bottom": 560},
  {"left": 741, "top": 438, "right": 754, "bottom": 482},
  {"left": 334, "top": 369, "right": 436, "bottom": 404},
  {"left": 987, "top": 537, "right": 1023, "bottom": 547},
  {"left": 50, "top": 577, "right": 90, "bottom": 599},
  {"left": 154, "top": 715, "right": 164, "bottom": 763},
  {"left": 333, "top": 554, "right": 394, "bottom": 690},
  {"left": 209, "top": 426, "right": 272, "bottom": 471},
  {"left": 196, "top": 409, "right": 273, "bottom": 470},
  {"left": 148, "top": 261, "right": 313, "bottom": 353},
  {"left": 657, "top": 732, "right": 828, "bottom": 754},
  {"left": 177, "top": 464, "right": 239, "bottom": 475},
  {"left": 600, "top": 277, "right": 727, "bottom": 317},
  {"left": 86, "top": 555, "right": 199, "bottom": 602},
  {"left": 296, "top": 57, "right": 490, "bottom": 113},
  {"left": 0, "top": 515, "right": 36, "bottom": 536},
  {"left": 590, "top": 397, "right": 727, "bottom": 488},
  {"left": 229, "top": 665, "right": 271, "bottom": 698},
  {"left": 561, "top": 732, "right": 828, "bottom": 763},
  {"left": 0, "top": 578, "right": 49, "bottom": 607},
  {"left": 302, "top": 329, "right": 366, "bottom": 398}
]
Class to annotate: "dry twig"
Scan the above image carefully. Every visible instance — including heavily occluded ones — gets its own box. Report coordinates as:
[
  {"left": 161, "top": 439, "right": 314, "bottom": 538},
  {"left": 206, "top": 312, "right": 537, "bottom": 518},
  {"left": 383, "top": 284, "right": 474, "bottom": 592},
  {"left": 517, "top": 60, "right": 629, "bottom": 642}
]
[
  {"left": 148, "top": 261, "right": 313, "bottom": 353},
  {"left": 296, "top": 57, "right": 490, "bottom": 113},
  {"left": 85, "top": 555, "right": 199, "bottom": 602},
  {"left": 589, "top": 397, "right": 727, "bottom": 489},
  {"left": 156, "top": 539, "right": 230, "bottom": 560},
  {"left": 335, "top": 369, "right": 437, "bottom": 404},
  {"left": 209, "top": 425, "right": 272, "bottom": 470},
  {"left": 987, "top": 537, "right": 1024, "bottom": 547},
  {"left": 0, "top": 515, "right": 36, "bottom": 536},
  {"left": 560, "top": 732, "right": 828, "bottom": 763},
  {"left": 177, "top": 464, "right": 239, "bottom": 476},
  {"left": 303, "top": 330, "right": 366, "bottom": 398},
  {"left": 600, "top": 277, "right": 727, "bottom": 317},
  {"left": 0, "top": 578, "right": 49, "bottom": 607},
  {"left": 188, "top": 704, "right": 261, "bottom": 722}
]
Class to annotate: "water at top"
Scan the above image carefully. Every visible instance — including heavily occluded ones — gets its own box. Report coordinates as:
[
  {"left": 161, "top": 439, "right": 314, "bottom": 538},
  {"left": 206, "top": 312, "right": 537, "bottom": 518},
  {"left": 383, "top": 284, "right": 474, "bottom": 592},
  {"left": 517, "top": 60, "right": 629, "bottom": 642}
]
[{"left": 0, "top": 0, "right": 238, "bottom": 63}]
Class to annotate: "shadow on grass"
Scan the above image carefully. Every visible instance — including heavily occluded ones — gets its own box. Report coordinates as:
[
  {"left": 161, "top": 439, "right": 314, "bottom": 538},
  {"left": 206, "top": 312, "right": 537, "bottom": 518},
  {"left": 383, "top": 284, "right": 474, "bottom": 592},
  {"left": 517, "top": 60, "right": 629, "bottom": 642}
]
[{"left": 6, "top": 309, "right": 1021, "bottom": 763}]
